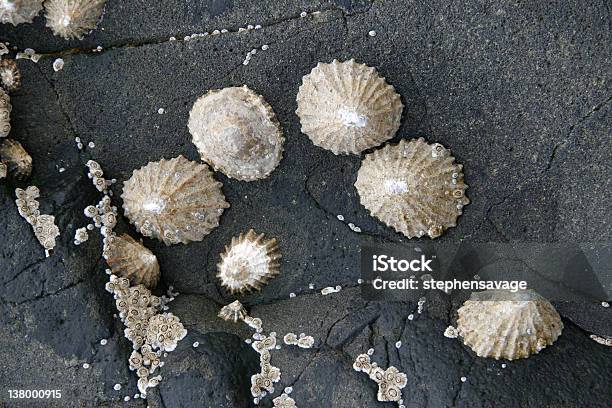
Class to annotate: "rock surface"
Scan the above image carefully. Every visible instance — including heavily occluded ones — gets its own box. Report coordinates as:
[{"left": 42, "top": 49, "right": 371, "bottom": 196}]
[{"left": 0, "top": 0, "right": 610, "bottom": 407}]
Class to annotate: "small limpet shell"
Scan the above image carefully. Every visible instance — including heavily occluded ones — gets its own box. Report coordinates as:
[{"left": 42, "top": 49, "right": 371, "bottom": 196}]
[
  {"left": 0, "top": 59, "right": 21, "bottom": 94},
  {"left": 0, "top": 138, "right": 32, "bottom": 180},
  {"left": 217, "top": 229, "right": 281, "bottom": 294},
  {"left": 296, "top": 59, "right": 403, "bottom": 155},
  {"left": 121, "top": 155, "right": 229, "bottom": 245},
  {"left": 0, "top": 0, "right": 43, "bottom": 25},
  {"left": 218, "top": 300, "right": 248, "bottom": 322},
  {"left": 457, "top": 289, "right": 563, "bottom": 360},
  {"left": 355, "top": 137, "right": 469, "bottom": 239},
  {"left": 188, "top": 85, "right": 284, "bottom": 181},
  {"left": 44, "top": 0, "right": 106, "bottom": 40},
  {"left": 0, "top": 88, "right": 11, "bottom": 138},
  {"left": 104, "top": 234, "right": 160, "bottom": 289}
]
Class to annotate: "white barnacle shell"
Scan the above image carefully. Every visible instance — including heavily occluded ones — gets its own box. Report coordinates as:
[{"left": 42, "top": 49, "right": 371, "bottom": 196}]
[
  {"left": 296, "top": 59, "right": 403, "bottom": 155},
  {"left": 217, "top": 229, "right": 281, "bottom": 294},
  {"left": 218, "top": 300, "right": 248, "bottom": 322},
  {"left": 0, "top": 88, "right": 11, "bottom": 138},
  {"left": 121, "top": 155, "right": 229, "bottom": 245},
  {"left": 0, "top": 138, "right": 32, "bottom": 180},
  {"left": 456, "top": 289, "right": 563, "bottom": 360},
  {"left": 104, "top": 234, "right": 160, "bottom": 289},
  {"left": 44, "top": 0, "right": 106, "bottom": 40},
  {"left": 355, "top": 137, "right": 469, "bottom": 239},
  {"left": 0, "top": 59, "right": 21, "bottom": 94},
  {"left": 0, "top": 0, "right": 43, "bottom": 25},
  {"left": 188, "top": 85, "right": 284, "bottom": 181}
]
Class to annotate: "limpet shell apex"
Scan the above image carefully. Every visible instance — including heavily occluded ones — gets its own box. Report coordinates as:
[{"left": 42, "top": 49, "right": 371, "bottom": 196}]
[
  {"left": 44, "top": 0, "right": 106, "bottom": 40},
  {"left": 457, "top": 289, "right": 563, "bottom": 360},
  {"left": 296, "top": 59, "right": 403, "bottom": 155},
  {"left": 217, "top": 229, "right": 281, "bottom": 294},
  {"left": 104, "top": 234, "right": 160, "bottom": 289},
  {"left": 355, "top": 137, "right": 469, "bottom": 239},
  {"left": 121, "top": 155, "right": 229, "bottom": 245},
  {"left": 188, "top": 85, "right": 284, "bottom": 181}
]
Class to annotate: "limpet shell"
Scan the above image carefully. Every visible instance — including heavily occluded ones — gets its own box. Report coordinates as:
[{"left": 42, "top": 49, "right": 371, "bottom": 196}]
[
  {"left": 0, "top": 88, "right": 11, "bottom": 138},
  {"left": 217, "top": 229, "right": 281, "bottom": 294},
  {"left": 188, "top": 85, "right": 284, "bottom": 181},
  {"left": 355, "top": 137, "right": 469, "bottom": 239},
  {"left": 122, "top": 155, "right": 229, "bottom": 245},
  {"left": 44, "top": 0, "right": 106, "bottom": 40},
  {"left": 0, "top": 138, "right": 32, "bottom": 180},
  {"left": 0, "top": 0, "right": 43, "bottom": 25},
  {"left": 218, "top": 300, "right": 248, "bottom": 322},
  {"left": 0, "top": 59, "right": 21, "bottom": 94},
  {"left": 296, "top": 59, "right": 403, "bottom": 155},
  {"left": 457, "top": 289, "right": 563, "bottom": 360},
  {"left": 104, "top": 234, "right": 160, "bottom": 289}
]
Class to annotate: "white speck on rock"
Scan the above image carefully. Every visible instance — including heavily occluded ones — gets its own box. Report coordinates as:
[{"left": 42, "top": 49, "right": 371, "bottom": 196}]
[
  {"left": 158, "top": 108, "right": 165, "bottom": 114},
  {"left": 368, "top": 30, "right": 377, "bottom": 37},
  {"left": 460, "top": 376, "right": 467, "bottom": 382},
  {"left": 82, "top": 363, "right": 90, "bottom": 369},
  {"left": 113, "top": 384, "right": 122, "bottom": 391},
  {"left": 193, "top": 341, "right": 199, "bottom": 348},
  {"left": 53, "top": 58, "right": 64, "bottom": 72}
]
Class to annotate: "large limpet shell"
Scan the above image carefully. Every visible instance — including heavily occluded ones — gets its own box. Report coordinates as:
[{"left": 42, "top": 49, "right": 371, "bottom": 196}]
[
  {"left": 44, "top": 0, "right": 106, "bottom": 40},
  {"left": 104, "top": 234, "right": 160, "bottom": 289},
  {"left": 217, "top": 229, "right": 281, "bottom": 294},
  {"left": 188, "top": 85, "right": 284, "bottom": 181},
  {"left": 0, "top": 59, "right": 21, "bottom": 94},
  {"left": 355, "top": 137, "right": 469, "bottom": 239},
  {"left": 457, "top": 289, "right": 563, "bottom": 360},
  {"left": 0, "top": 88, "right": 11, "bottom": 138},
  {"left": 0, "top": 138, "right": 32, "bottom": 180},
  {"left": 0, "top": 0, "right": 43, "bottom": 25},
  {"left": 122, "top": 155, "right": 229, "bottom": 245},
  {"left": 296, "top": 59, "right": 403, "bottom": 155}
]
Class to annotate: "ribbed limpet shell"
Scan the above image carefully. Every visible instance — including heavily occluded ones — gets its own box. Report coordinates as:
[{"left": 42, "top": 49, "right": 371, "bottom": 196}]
[
  {"left": 188, "top": 85, "right": 284, "bottom": 181},
  {"left": 104, "top": 234, "right": 160, "bottom": 289},
  {"left": 0, "top": 0, "right": 43, "bottom": 25},
  {"left": 355, "top": 137, "right": 469, "bottom": 239},
  {"left": 218, "top": 300, "right": 248, "bottom": 322},
  {"left": 217, "top": 229, "right": 281, "bottom": 294},
  {"left": 0, "top": 59, "right": 21, "bottom": 94},
  {"left": 122, "top": 155, "right": 229, "bottom": 245},
  {"left": 44, "top": 0, "right": 106, "bottom": 40},
  {"left": 0, "top": 88, "right": 11, "bottom": 138},
  {"left": 457, "top": 289, "right": 563, "bottom": 360},
  {"left": 296, "top": 59, "right": 403, "bottom": 155},
  {"left": 0, "top": 138, "right": 32, "bottom": 180}
]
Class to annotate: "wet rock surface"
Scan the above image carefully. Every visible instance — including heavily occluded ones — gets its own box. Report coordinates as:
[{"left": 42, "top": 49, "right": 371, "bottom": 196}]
[{"left": 0, "top": 0, "right": 610, "bottom": 407}]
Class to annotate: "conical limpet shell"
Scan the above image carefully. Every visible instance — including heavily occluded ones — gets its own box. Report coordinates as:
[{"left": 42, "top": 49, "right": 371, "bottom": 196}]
[
  {"left": 217, "top": 229, "right": 281, "bottom": 294},
  {"left": 0, "top": 0, "right": 43, "bottom": 25},
  {"left": 121, "top": 155, "right": 229, "bottom": 245},
  {"left": 104, "top": 234, "right": 160, "bottom": 289},
  {"left": 188, "top": 85, "right": 284, "bottom": 181},
  {"left": 0, "top": 88, "right": 11, "bottom": 138},
  {"left": 44, "top": 0, "right": 106, "bottom": 40},
  {"left": 0, "top": 59, "right": 21, "bottom": 94},
  {"left": 296, "top": 59, "right": 403, "bottom": 155},
  {"left": 355, "top": 137, "right": 469, "bottom": 239},
  {"left": 0, "top": 138, "right": 32, "bottom": 180},
  {"left": 457, "top": 289, "right": 563, "bottom": 360},
  {"left": 218, "top": 300, "right": 248, "bottom": 322}
]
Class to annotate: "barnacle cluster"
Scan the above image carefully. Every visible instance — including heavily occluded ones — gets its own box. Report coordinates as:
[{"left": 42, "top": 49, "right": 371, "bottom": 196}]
[
  {"left": 283, "top": 332, "right": 314, "bottom": 349},
  {"left": 217, "top": 229, "right": 281, "bottom": 294},
  {"left": 353, "top": 354, "right": 408, "bottom": 405},
  {"left": 456, "top": 289, "right": 563, "bottom": 360},
  {"left": 44, "top": 0, "right": 106, "bottom": 40},
  {"left": 15, "top": 186, "right": 60, "bottom": 257},
  {"left": 0, "top": 59, "right": 21, "bottom": 93},
  {"left": 0, "top": 138, "right": 32, "bottom": 180},
  {"left": 273, "top": 393, "right": 298, "bottom": 408},
  {"left": 0, "top": 88, "right": 11, "bottom": 138},
  {"left": 0, "top": 0, "right": 43, "bottom": 25}
]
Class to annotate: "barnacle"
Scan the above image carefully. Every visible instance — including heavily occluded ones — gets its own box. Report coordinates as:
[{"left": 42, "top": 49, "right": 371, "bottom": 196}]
[
  {"left": 0, "top": 138, "right": 32, "bottom": 180},
  {"left": 217, "top": 229, "right": 281, "bottom": 294},
  {"left": 104, "top": 234, "right": 160, "bottom": 289},
  {"left": 15, "top": 186, "right": 60, "bottom": 256},
  {"left": 296, "top": 59, "right": 403, "bottom": 155},
  {"left": 188, "top": 85, "right": 284, "bottom": 181},
  {"left": 0, "top": 88, "right": 11, "bottom": 138},
  {"left": 218, "top": 300, "right": 248, "bottom": 323},
  {"left": 0, "top": 59, "right": 21, "bottom": 93},
  {"left": 44, "top": 0, "right": 106, "bottom": 40},
  {"left": 122, "top": 155, "right": 229, "bottom": 245},
  {"left": 0, "top": 0, "right": 43, "bottom": 25},
  {"left": 456, "top": 289, "right": 563, "bottom": 360},
  {"left": 355, "top": 137, "right": 469, "bottom": 239}
]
